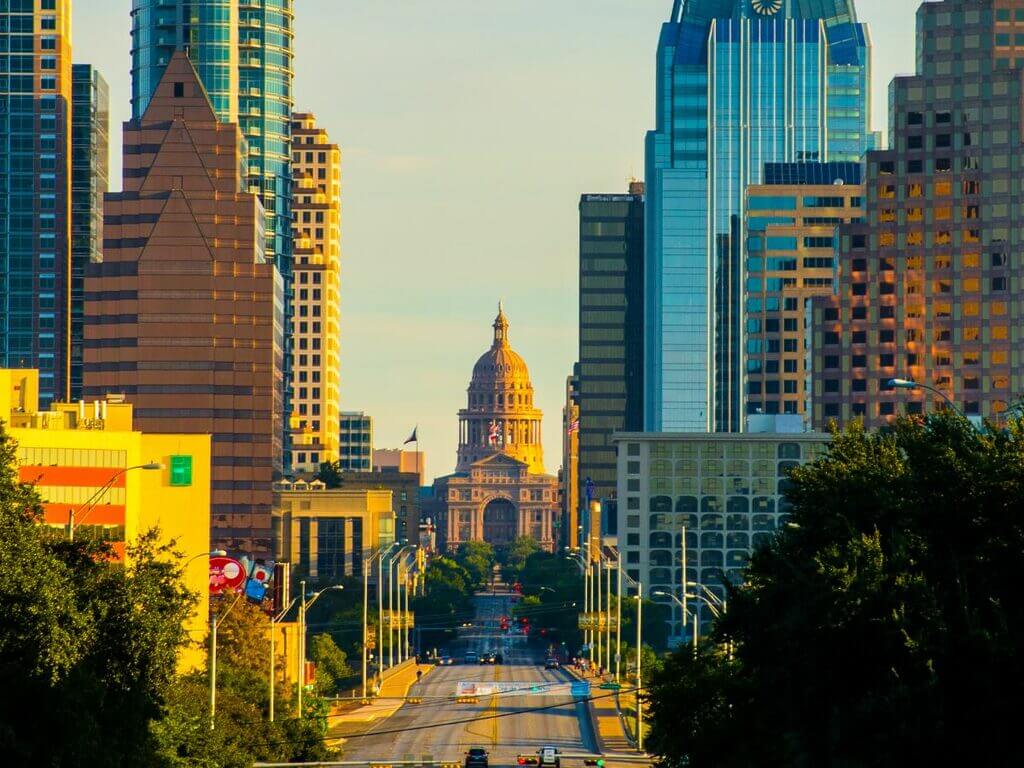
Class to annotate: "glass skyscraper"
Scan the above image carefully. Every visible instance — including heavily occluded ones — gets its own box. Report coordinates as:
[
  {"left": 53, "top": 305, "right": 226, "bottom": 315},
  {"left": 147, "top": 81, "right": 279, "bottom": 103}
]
[
  {"left": 1, "top": 0, "right": 73, "bottom": 407},
  {"left": 129, "top": 0, "right": 293, "bottom": 277},
  {"left": 644, "top": 0, "right": 873, "bottom": 432},
  {"left": 70, "top": 65, "right": 109, "bottom": 402}
]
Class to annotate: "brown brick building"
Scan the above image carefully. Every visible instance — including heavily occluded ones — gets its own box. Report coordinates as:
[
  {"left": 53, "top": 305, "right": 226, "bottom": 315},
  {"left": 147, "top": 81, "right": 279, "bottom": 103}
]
[
  {"left": 813, "top": 0, "right": 1024, "bottom": 428},
  {"left": 83, "top": 51, "right": 283, "bottom": 557}
]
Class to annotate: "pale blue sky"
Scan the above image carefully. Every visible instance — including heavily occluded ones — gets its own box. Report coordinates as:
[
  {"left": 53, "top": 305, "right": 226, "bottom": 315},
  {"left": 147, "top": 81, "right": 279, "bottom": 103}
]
[{"left": 73, "top": 0, "right": 917, "bottom": 481}]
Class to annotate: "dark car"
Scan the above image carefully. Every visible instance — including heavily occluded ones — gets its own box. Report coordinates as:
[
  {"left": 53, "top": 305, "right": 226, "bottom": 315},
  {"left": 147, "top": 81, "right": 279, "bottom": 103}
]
[
  {"left": 494, "top": 652, "right": 504, "bottom": 664},
  {"left": 480, "top": 652, "right": 495, "bottom": 664},
  {"left": 544, "top": 657, "right": 559, "bottom": 670},
  {"left": 465, "top": 747, "right": 489, "bottom": 768},
  {"left": 439, "top": 655, "right": 454, "bottom": 666}
]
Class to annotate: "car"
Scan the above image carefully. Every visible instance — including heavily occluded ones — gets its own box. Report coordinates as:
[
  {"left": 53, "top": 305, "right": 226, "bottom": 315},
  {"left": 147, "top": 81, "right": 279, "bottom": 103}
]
[
  {"left": 480, "top": 652, "right": 495, "bottom": 664},
  {"left": 538, "top": 746, "right": 560, "bottom": 768},
  {"left": 465, "top": 747, "right": 489, "bottom": 768},
  {"left": 439, "top": 655, "right": 454, "bottom": 666},
  {"left": 465, "top": 651, "right": 479, "bottom": 664},
  {"left": 494, "top": 653, "right": 504, "bottom": 664},
  {"left": 544, "top": 658, "right": 560, "bottom": 670}
]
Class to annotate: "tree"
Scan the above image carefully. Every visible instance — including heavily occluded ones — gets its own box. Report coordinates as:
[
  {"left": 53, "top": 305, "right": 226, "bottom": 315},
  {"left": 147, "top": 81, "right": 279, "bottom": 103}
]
[
  {"left": 501, "top": 536, "right": 541, "bottom": 585},
  {"left": 453, "top": 541, "right": 495, "bottom": 590},
  {"left": 0, "top": 424, "right": 195, "bottom": 765},
  {"left": 411, "top": 557, "right": 475, "bottom": 648},
  {"left": 315, "top": 461, "right": 343, "bottom": 489},
  {"left": 310, "top": 633, "right": 353, "bottom": 695},
  {"left": 645, "top": 414, "right": 1024, "bottom": 767}
]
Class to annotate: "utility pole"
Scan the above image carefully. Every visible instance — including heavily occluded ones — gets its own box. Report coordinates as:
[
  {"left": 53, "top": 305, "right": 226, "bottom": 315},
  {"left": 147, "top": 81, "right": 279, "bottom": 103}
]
[
  {"left": 297, "top": 580, "right": 306, "bottom": 718},
  {"left": 615, "top": 557, "right": 622, "bottom": 682},
  {"left": 363, "top": 551, "right": 371, "bottom": 698},
  {"left": 209, "top": 613, "right": 217, "bottom": 730},
  {"left": 636, "top": 581, "right": 644, "bottom": 753}
]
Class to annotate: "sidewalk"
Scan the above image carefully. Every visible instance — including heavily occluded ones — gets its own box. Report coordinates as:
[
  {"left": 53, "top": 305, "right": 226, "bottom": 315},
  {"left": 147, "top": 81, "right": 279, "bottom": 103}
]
[
  {"left": 565, "top": 666, "right": 636, "bottom": 754},
  {"left": 327, "top": 661, "right": 432, "bottom": 737}
]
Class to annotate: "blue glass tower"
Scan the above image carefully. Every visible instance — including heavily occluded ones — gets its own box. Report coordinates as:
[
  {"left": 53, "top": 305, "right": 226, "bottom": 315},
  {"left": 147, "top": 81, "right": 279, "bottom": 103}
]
[{"left": 644, "top": 0, "right": 872, "bottom": 432}]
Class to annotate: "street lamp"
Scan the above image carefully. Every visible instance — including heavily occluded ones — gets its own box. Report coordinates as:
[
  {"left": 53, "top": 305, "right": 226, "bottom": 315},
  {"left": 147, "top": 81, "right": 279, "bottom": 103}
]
[
  {"left": 387, "top": 545, "right": 416, "bottom": 668},
  {"left": 68, "top": 462, "right": 163, "bottom": 541},
  {"left": 185, "top": 548, "right": 227, "bottom": 566},
  {"left": 888, "top": 378, "right": 966, "bottom": 419},
  {"left": 634, "top": 582, "right": 644, "bottom": 754},
  {"left": 296, "top": 582, "right": 344, "bottom": 718},
  {"left": 209, "top": 589, "right": 245, "bottom": 730},
  {"left": 565, "top": 552, "right": 592, "bottom": 664}
]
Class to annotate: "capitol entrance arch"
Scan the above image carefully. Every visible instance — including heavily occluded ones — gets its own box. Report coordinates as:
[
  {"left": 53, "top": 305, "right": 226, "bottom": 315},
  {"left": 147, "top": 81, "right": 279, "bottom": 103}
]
[{"left": 482, "top": 498, "right": 517, "bottom": 546}]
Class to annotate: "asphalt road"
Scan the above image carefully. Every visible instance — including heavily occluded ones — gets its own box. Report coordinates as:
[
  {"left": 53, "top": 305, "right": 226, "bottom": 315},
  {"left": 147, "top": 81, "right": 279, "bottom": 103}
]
[{"left": 342, "top": 592, "right": 599, "bottom": 767}]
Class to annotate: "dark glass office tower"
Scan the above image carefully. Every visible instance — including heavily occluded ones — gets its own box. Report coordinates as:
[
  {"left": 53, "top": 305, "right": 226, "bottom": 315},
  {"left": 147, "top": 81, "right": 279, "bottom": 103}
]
[
  {"left": 578, "top": 182, "right": 645, "bottom": 528},
  {"left": 70, "top": 65, "right": 109, "bottom": 402},
  {"left": 644, "top": 0, "right": 873, "bottom": 433},
  {"left": 0, "top": 0, "right": 72, "bottom": 407}
]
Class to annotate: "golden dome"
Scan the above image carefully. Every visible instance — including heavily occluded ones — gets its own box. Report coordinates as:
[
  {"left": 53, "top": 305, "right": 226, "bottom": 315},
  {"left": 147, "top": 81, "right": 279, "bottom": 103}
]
[{"left": 471, "top": 302, "right": 531, "bottom": 383}]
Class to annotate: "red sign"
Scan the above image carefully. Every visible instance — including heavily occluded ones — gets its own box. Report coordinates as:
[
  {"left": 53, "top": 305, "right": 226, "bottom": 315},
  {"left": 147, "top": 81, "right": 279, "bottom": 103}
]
[{"left": 209, "top": 556, "right": 246, "bottom": 595}]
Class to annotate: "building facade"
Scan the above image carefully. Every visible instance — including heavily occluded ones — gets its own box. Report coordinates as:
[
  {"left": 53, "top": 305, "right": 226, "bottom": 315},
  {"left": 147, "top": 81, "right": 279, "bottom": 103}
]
[
  {"left": 2, "top": 368, "right": 212, "bottom": 671},
  {"left": 745, "top": 162, "right": 863, "bottom": 419},
  {"left": 70, "top": 64, "right": 109, "bottom": 402},
  {"left": 372, "top": 449, "right": 425, "bottom": 484},
  {"left": 813, "top": 0, "right": 1024, "bottom": 427},
  {"left": 0, "top": 0, "right": 73, "bottom": 407},
  {"left": 432, "top": 307, "right": 559, "bottom": 552},
  {"left": 614, "top": 424, "right": 829, "bottom": 640},
  {"left": 334, "top": 467, "right": 422, "bottom": 547},
  {"left": 339, "top": 411, "right": 372, "bottom": 471},
  {"left": 272, "top": 482, "right": 394, "bottom": 582},
  {"left": 129, "top": 0, "right": 294, "bottom": 275},
  {"left": 577, "top": 183, "right": 645, "bottom": 539},
  {"left": 289, "top": 112, "right": 341, "bottom": 473},
  {"left": 644, "top": 0, "right": 873, "bottom": 433},
  {"left": 561, "top": 371, "right": 580, "bottom": 549},
  {"left": 83, "top": 52, "right": 283, "bottom": 558}
]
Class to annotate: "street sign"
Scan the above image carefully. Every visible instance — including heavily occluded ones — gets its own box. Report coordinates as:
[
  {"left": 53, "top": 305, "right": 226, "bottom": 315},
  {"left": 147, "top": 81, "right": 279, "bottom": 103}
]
[
  {"left": 570, "top": 681, "right": 591, "bottom": 697},
  {"left": 597, "top": 682, "right": 621, "bottom": 691}
]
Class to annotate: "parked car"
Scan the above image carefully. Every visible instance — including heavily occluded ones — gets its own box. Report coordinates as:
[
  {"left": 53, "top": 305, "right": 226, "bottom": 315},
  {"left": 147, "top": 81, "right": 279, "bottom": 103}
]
[
  {"left": 465, "top": 651, "right": 479, "bottom": 664},
  {"left": 465, "top": 747, "right": 489, "bottom": 768}
]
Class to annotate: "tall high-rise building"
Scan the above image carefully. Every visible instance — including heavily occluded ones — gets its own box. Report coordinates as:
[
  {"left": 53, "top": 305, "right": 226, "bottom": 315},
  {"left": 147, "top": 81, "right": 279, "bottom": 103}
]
[
  {"left": 644, "top": 0, "right": 873, "bottom": 433},
  {"left": 70, "top": 64, "right": 109, "bottom": 402},
  {"left": 814, "top": 0, "right": 1024, "bottom": 427},
  {"left": 577, "top": 182, "right": 645, "bottom": 530},
  {"left": 744, "top": 162, "right": 863, "bottom": 419},
  {"left": 561, "top": 370, "right": 579, "bottom": 549},
  {"left": 1, "top": 0, "right": 73, "bottom": 407},
  {"left": 129, "top": 0, "right": 294, "bottom": 276},
  {"left": 83, "top": 52, "right": 283, "bottom": 558},
  {"left": 289, "top": 112, "right": 341, "bottom": 474}
]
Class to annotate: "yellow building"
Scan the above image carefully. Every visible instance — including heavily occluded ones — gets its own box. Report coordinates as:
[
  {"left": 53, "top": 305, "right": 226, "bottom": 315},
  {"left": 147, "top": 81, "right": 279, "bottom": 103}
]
[
  {"left": 1, "top": 369, "right": 212, "bottom": 671},
  {"left": 273, "top": 481, "right": 395, "bottom": 582},
  {"left": 289, "top": 112, "right": 342, "bottom": 473}
]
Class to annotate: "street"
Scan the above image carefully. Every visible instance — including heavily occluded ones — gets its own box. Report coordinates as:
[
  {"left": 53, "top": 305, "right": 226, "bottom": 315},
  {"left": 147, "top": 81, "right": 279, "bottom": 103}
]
[{"left": 341, "top": 592, "right": 605, "bottom": 767}]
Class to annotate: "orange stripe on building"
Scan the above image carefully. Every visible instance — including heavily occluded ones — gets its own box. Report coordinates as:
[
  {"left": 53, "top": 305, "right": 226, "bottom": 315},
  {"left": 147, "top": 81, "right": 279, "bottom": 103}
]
[
  {"left": 19, "top": 466, "right": 127, "bottom": 489},
  {"left": 42, "top": 503, "right": 126, "bottom": 527}
]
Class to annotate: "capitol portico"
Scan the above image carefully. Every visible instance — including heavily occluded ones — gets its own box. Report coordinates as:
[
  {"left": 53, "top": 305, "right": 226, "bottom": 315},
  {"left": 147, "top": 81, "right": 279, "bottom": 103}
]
[{"left": 432, "top": 305, "right": 560, "bottom": 552}]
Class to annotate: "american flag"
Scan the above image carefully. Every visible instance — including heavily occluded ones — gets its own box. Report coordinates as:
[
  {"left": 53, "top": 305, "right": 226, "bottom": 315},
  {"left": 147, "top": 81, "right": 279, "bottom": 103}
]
[
  {"left": 488, "top": 420, "right": 500, "bottom": 445},
  {"left": 568, "top": 419, "right": 579, "bottom": 433}
]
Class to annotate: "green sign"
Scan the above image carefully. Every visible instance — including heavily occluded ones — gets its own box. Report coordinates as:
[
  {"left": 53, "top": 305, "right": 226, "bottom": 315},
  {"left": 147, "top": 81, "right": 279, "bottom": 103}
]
[
  {"left": 598, "top": 682, "right": 621, "bottom": 690},
  {"left": 169, "top": 455, "right": 193, "bottom": 487}
]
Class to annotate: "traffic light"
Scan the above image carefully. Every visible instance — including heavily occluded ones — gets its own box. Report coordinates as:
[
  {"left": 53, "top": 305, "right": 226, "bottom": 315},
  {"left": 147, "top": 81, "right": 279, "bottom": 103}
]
[{"left": 584, "top": 758, "right": 605, "bottom": 767}]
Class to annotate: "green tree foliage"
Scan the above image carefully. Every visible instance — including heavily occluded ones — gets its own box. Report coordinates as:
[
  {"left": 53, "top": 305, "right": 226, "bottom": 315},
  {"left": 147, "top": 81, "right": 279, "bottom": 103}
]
[
  {"left": 0, "top": 424, "right": 193, "bottom": 764},
  {"left": 646, "top": 415, "right": 1024, "bottom": 767},
  {"left": 315, "top": 461, "right": 343, "bottom": 489},
  {"left": 501, "top": 535, "right": 541, "bottom": 584},
  {"left": 453, "top": 541, "right": 495, "bottom": 590},
  {"left": 310, "top": 633, "right": 353, "bottom": 695},
  {"left": 411, "top": 557, "right": 475, "bottom": 647}
]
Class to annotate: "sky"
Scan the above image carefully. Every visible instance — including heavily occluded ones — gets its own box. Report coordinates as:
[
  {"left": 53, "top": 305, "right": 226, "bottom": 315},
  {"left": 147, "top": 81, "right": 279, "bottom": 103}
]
[{"left": 73, "top": 0, "right": 917, "bottom": 482}]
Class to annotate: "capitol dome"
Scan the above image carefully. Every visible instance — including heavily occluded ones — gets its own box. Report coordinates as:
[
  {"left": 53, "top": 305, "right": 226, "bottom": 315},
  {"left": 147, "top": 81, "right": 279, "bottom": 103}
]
[
  {"left": 471, "top": 304, "right": 530, "bottom": 382},
  {"left": 456, "top": 304, "right": 545, "bottom": 474}
]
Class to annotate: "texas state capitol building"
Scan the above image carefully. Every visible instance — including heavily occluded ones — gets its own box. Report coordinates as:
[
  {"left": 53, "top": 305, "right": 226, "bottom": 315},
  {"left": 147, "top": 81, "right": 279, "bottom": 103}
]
[{"left": 432, "top": 306, "right": 560, "bottom": 552}]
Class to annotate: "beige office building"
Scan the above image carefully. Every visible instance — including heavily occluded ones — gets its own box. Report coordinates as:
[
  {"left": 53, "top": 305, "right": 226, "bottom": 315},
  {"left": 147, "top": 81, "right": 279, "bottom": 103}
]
[
  {"left": 289, "top": 113, "right": 341, "bottom": 473},
  {"left": 273, "top": 481, "right": 394, "bottom": 581}
]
